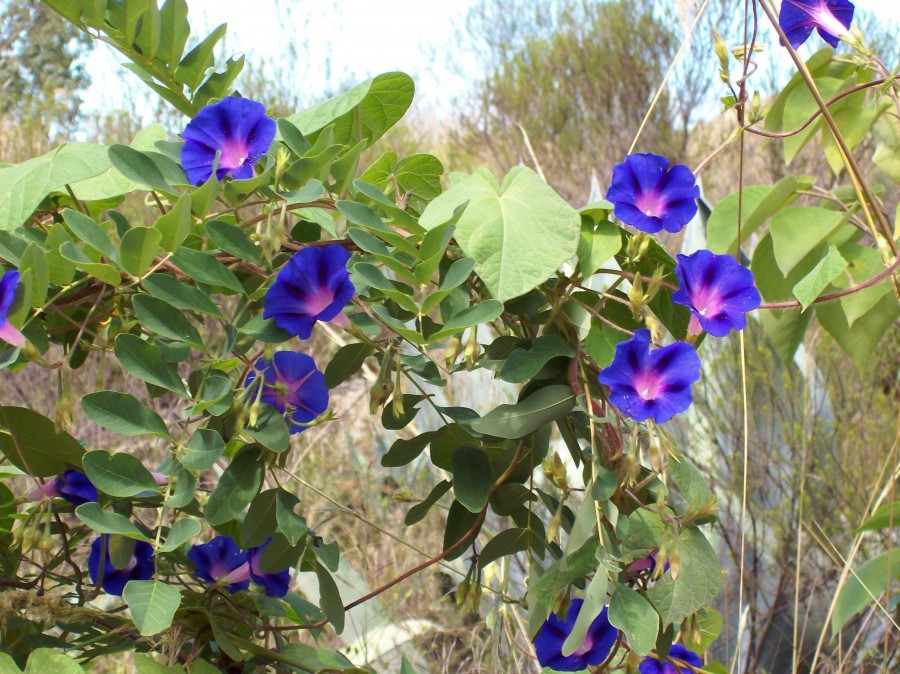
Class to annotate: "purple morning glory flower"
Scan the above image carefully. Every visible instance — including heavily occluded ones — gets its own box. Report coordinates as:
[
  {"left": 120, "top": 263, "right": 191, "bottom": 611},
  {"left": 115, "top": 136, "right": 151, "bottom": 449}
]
[
  {"left": 263, "top": 245, "right": 355, "bottom": 340},
  {"left": 0, "top": 270, "right": 24, "bottom": 348},
  {"left": 243, "top": 352, "right": 329, "bottom": 435},
  {"left": 26, "top": 469, "right": 98, "bottom": 506},
  {"left": 180, "top": 97, "right": 276, "bottom": 186},
  {"left": 627, "top": 549, "right": 670, "bottom": 575},
  {"left": 88, "top": 535, "right": 155, "bottom": 596},
  {"left": 248, "top": 538, "right": 291, "bottom": 597},
  {"left": 598, "top": 329, "right": 701, "bottom": 424},
  {"left": 639, "top": 644, "right": 703, "bottom": 674},
  {"left": 533, "top": 599, "right": 618, "bottom": 671},
  {"left": 672, "top": 250, "right": 761, "bottom": 338},
  {"left": 188, "top": 535, "right": 251, "bottom": 594},
  {"left": 606, "top": 153, "right": 700, "bottom": 234},
  {"left": 779, "top": 0, "right": 854, "bottom": 49}
]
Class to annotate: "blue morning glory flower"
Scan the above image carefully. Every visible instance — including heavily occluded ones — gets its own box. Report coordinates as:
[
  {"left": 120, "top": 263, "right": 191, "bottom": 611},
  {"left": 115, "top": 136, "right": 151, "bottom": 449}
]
[
  {"left": 606, "top": 153, "right": 700, "bottom": 234},
  {"left": 263, "top": 245, "right": 356, "bottom": 340},
  {"left": 244, "top": 352, "right": 329, "bottom": 435},
  {"left": 88, "top": 535, "right": 155, "bottom": 596},
  {"left": 533, "top": 598, "right": 618, "bottom": 671},
  {"left": 180, "top": 97, "right": 276, "bottom": 186},
  {"left": 598, "top": 330, "right": 701, "bottom": 424},
  {"left": 672, "top": 250, "right": 761, "bottom": 338},
  {"left": 189, "top": 536, "right": 292, "bottom": 597},
  {"left": 26, "top": 469, "right": 98, "bottom": 506},
  {"left": 0, "top": 270, "right": 24, "bottom": 348},
  {"left": 188, "top": 535, "right": 251, "bottom": 594},
  {"left": 248, "top": 538, "right": 291, "bottom": 597},
  {"left": 639, "top": 644, "right": 703, "bottom": 674},
  {"left": 779, "top": 0, "right": 854, "bottom": 49}
]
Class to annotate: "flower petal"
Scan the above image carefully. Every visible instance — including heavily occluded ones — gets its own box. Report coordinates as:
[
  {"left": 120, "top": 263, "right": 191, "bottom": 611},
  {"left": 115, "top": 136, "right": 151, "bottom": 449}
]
[
  {"left": 606, "top": 154, "right": 698, "bottom": 234},
  {"left": 58, "top": 469, "right": 98, "bottom": 506},
  {"left": 180, "top": 98, "right": 275, "bottom": 186}
]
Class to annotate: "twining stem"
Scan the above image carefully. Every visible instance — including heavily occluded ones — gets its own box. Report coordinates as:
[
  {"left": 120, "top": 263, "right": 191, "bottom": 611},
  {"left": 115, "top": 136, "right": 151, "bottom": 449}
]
[
  {"left": 756, "top": 0, "right": 898, "bottom": 257},
  {"left": 759, "top": 255, "right": 900, "bottom": 309}
]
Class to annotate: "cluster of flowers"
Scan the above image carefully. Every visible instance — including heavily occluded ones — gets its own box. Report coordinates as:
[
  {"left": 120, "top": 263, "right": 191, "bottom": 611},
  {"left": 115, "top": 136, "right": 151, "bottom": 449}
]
[
  {"left": 529, "top": 4, "right": 863, "bottom": 666},
  {"left": 597, "top": 152, "right": 761, "bottom": 424},
  {"left": 594, "top": 0, "right": 858, "bottom": 428},
  {"left": 534, "top": 598, "right": 701, "bottom": 673},
  {"left": 182, "top": 97, "right": 356, "bottom": 435},
  {"left": 27, "top": 470, "right": 290, "bottom": 597}
]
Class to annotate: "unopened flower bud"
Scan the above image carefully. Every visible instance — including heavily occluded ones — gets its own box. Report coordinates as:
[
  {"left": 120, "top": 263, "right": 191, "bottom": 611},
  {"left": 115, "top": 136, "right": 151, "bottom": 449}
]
[
  {"left": 546, "top": 511, "right": 562, "bottom": 545},
  {"left": 393, "top": 488, "right": 416, "bottom": 503},
  {"left": 444, "top": 337, "right": 462, "bottom": 368},
  {"left": 456, "top": 577, "right": 470, "bottom": 607},
  {"left": 466, "top": 579, "right": 483, "bottom": 613},
  {"left": 274, "top": 147, "right": 291, "bottom": 185},
  {"left": 653, "top": 545, "right": 669, "bottom": 581},
  {"left": 248, "top": 399, "right": 262, "bottom": 428},
  {"left": 20, "top": 527, "right": 40, "bottom": 554},
  {"left": 369, "top": 380, "right": 394, "bottom": 415},
  {"left": 644, "top": 315, "right": 663, "bottom": 343},
  {"left": 668, "top": 550, "right": 682, "bottom": 580},
  {"left": 629, "top": 276, "right": 645, "bottom": 318},
  {"left": 646, "top": 266, "right": 666, "bottom": 302},
  {"left": 713, "top": 28, "right": 729, "bottom": 77},
  {"left": 38, "top": 533, "right": 55, "bottom": 553},
  {"left": 391, "top": 393, "right": 405, "bottom": 420},
  {"left": 463, "top": 330, "right": 480, "bottom": 371}
]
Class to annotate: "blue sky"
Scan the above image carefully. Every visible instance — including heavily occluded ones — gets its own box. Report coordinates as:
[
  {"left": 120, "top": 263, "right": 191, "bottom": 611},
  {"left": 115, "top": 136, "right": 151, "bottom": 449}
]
[{"left": 81, "top": 0, "right": 900, "bottom": 120}]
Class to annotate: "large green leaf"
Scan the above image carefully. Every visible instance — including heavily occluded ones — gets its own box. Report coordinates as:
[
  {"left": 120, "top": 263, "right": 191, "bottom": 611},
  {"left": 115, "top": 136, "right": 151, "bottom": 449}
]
[
  {"left": 324, "top": 343, "right": 374, "bottom": 389},
  {"left": 0, "top": 407, "right": 85, "bottom": 477},
  {"left": 133, "top": 294, "right": 204, "bottom": 348},
  {"left": 499, "top": 334, "right": 575, "bottom": 383},
  {"left": 115, "top": 334, "right": 187, "bottom": 396},
  {"left": 577, "top": 218, "right": 622, "bottom": 277},
  {"left": 81, "top": 391, "right": 172, "bottom": 439},
  {"left": 706, "top": 176, "right": 814, "bottom": 256},
  {"left": 170, "top": 248, "right": 243, "bottom": 293},
  {"left": 287, "top": 72, "right": 414, "bottom": 149},
  {"left": 180, "top": 428, "right": 225, "bottom": 471},
  {"left": 769, "top": 207, "right": 849, "bottom": 276},
  {"left": 792, "top": 245, "right": 847, "bottom": 311},
  {"left": 205, "top": 446, "right": 264, "bottom": 525},
  {"left": 420, "top": 167, "right": 581, "bottom": 302},
  {"left": 142, "top": 273, "right": 224, "bottom": 317},
  {"left": 471, "top": 385, "right": 576, "bottom": 439},
  {"left": 750, "top": 234, "right": 816, "bottom": 363},
  {"left": 315, "top": 562, "right": 346, "bottom": 634},
  {"left": 646, "top": 526, "right": 722, "bottom": 624},
  {"left": 82, "top": 450, "right": 160, "bottom": 497},
  {"left": 858, "top": 501, "right": 900, "bottom": 532},
  {"left": 75, "top": 503, "right": 152, "bottom": 541},
  {"left": 22, "top": 650, "right": 85, "bottom": 674},
  {"left": 154, "top": 194, "right": 194, "bottom": 252},
  {"left": 561, "top": 566, "right": 609, "bottom": 656},
  {"left": 831, "top": 552, "right": 898, "bottom": 635},
  {"left": 609, "top": 585, "right": 659, "bottom": 656},
  {"left": 70, "top": 125, "right": 168, "bottom": 201},
  {"left": 158, "top": 518, "right": 202, "bottom": 553},
  {"left": 120, "top": 226, "right": 163, "bottom": 277},
  {"left": 816, "top": 291, "right": 899, "bottom": 371},
  {"left": 123, "top": 580, "right": 182, "bottom": 636},
  {"left": 451, "top": 446, "right": 493, "bottom": 513},
  {"left": 0, "top": 143, "right": 110, "bottom": 231}
]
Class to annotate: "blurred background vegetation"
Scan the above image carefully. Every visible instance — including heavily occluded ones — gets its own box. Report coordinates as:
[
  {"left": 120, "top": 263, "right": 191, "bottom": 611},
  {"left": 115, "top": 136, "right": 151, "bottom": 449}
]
[{"left": 2, "top": 0, "right": 898, "bottom": 671}]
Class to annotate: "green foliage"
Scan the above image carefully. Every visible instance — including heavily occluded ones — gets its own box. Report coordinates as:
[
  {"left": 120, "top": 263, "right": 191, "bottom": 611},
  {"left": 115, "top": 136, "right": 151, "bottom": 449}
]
[{"left": 0, "top": 3, "right": 896, "bottom": 672}]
